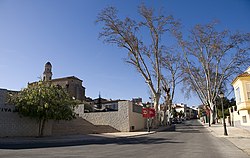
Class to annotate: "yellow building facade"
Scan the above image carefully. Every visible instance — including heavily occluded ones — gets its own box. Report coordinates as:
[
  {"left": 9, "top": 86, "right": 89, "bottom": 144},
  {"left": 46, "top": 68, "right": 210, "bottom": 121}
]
[{"left": 231, "top": 67, "right": 250, "bottom": 129}]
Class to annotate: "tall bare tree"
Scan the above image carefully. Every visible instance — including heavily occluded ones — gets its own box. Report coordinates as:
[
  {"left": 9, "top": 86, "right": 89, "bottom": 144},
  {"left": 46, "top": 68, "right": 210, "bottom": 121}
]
[
  {"left": 161, "top": 48, "right": 183, "bottom": 124},
  {"left": 177, "top": 22, "right": 250, "bottom": 126},
  {"left": 96, "top": 5, "right": 179, "bottom": 125}
]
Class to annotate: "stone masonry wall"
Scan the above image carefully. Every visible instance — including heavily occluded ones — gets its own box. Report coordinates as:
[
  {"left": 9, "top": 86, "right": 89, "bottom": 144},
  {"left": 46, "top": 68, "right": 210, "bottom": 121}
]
[
  {"left": 0, "top": 112, "right": 52, "bottom": 137},
  {"left": 0, "top": 88, "right": 52, "bottom": 137},
  {"left": 76, "top": 101, "right": 145, "bottom": 132}
]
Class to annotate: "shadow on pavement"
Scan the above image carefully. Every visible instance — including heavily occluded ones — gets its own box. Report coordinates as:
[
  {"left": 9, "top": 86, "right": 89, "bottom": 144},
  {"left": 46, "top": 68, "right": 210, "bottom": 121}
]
[
  {"left": 176, "top": 129, "right": 201, "bottom": 133},
  {"left": 165, "top": 120, "right": 209, "bottom": 134},
  {"left": 0, "top": 135, "right": 183, "bottom": 150},
  {"left": 1, "top": 122, "right": 203, "bottom": 150}
]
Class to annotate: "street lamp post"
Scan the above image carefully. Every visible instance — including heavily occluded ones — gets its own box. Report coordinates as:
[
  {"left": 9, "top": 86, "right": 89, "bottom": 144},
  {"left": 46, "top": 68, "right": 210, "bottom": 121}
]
[{"left": 219, "top": 92, "right": 228, "bottom": 136}]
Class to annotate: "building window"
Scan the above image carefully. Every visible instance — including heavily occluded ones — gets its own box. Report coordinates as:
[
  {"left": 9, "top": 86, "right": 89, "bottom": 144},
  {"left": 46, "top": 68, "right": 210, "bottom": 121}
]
[
  {"left": 236, "top": 87, "right": 241, "bottom": 103},
  {"left": 246, "top": 83, "right": 250, "bottom": 100},
  {"left": 242, "top": 116, "right": 247, "bottom": 123}
]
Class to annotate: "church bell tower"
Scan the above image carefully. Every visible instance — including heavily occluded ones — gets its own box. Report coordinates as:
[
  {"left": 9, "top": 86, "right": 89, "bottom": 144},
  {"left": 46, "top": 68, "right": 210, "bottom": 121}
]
[{"left": 43, "top": 62, "right": 52, "bottom": 81}]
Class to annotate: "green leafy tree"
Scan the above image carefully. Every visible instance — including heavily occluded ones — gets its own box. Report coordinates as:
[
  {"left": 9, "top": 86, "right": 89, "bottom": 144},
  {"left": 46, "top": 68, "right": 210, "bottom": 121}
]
[
  {"left": 179, "top": 110, "right": 185, "bottom": 118},
  {"left": 216, "top": 97, "right": 235, "bottom": 118},
  {"left": 172, "top": 109, "right": 178, "bottom": 118},
  {"left": 9, "top": 82, "right": 78, "bottom": 136}
]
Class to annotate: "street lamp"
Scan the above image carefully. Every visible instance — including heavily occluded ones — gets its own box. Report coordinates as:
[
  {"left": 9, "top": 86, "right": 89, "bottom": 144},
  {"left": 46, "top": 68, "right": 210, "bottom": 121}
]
[{"left": 219, "top": 92, "right": 228, "bottom": 136}]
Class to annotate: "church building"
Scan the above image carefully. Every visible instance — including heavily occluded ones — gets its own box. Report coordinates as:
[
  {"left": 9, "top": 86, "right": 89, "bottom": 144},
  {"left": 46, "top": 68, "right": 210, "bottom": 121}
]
[{"left": 30, "top": 62, "right": 86, "bottom": 101}]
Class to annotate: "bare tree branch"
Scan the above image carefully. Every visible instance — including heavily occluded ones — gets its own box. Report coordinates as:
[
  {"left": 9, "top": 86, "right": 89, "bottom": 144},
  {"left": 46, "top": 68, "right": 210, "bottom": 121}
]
[
  {"left": 176, "top": 22, "right": 250, "bottom": 125},
  {"left": 97, "top": 5, "right": 180, "bottom": 126}
]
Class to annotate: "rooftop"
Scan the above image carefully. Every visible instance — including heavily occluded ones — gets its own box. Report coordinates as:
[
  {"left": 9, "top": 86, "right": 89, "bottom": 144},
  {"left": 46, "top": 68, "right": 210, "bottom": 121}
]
[
  {"left": 232, "top": 68, "right": 250, "bottom": 85},
  {"left": 50, "top": 76, "right": 83, "bottom": 82}
]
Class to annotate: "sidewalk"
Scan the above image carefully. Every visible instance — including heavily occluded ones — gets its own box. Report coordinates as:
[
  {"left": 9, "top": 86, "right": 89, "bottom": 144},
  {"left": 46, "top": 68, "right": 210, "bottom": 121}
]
[
  {"left": 204, "top": 123, "right": 250, "bottom": 156},
  {"left": 93, "top": 125, "right": 175, "bottom": 138}
]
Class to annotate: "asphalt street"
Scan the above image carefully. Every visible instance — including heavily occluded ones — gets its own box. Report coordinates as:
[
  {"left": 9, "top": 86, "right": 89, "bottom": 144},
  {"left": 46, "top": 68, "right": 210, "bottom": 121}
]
[{"left": 0, "top": 120, "right": 249, "bottom": 158}]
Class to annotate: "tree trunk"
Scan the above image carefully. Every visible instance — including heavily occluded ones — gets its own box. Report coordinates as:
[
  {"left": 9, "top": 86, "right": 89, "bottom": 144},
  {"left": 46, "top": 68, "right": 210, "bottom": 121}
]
[
  {"left": 169, "top": 95, "right": 173, "bottom": 126},
  {"left": 206, "top": 105, "right": 211, "bottom": 127},
  {"left": 164, "top": 87, "right": 172, "bottom": 126},
  {"left": 208, "top": 111, "right": 211, "bottom": 127},
  {"left": 209, "top": 102, "right": 216, "bottom": 125},
  {"left": 38, "top": 119, "right": 46, "bottom": 137},
  {"left": 152, "top": 93, "right": 160, "bottom": 128},
  {"left": 212, "top": 104, "right": 218, "bottom": 124},
  {"left": 38, "top": 119, "right": 42, "bottom": 136}
]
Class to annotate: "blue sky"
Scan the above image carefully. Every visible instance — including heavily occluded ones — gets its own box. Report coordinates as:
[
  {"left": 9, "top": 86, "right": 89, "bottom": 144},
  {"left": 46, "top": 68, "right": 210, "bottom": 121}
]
[{"left": 0, "top": 0, "right": 250, "bottom": 106}]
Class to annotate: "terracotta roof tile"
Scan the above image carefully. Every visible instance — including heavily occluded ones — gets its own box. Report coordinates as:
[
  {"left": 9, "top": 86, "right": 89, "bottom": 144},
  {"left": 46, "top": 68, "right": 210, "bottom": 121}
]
[
  {"left": 232, "top": 72, "right": 250, "bottom": 84},
  {"left": 237, "top": 72, "right": 250, "bottom": 77},
  {"left": 50, "top": 76, "right": 82, "bottom": 82}
]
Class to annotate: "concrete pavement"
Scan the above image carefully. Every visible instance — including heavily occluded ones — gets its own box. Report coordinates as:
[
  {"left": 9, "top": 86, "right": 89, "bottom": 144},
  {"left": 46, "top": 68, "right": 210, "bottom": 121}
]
[
  {"left": 204, "top": 122, "right": 250, "bottom": 156},
  {"left": 1, "top": 120, "right": 250, "bottom": 156},
  {"left": 2, "top": 121, "right": 248, "bottom": 158},
  {"left": 0, "top": 125, "right": 175, "bottom": 148}
]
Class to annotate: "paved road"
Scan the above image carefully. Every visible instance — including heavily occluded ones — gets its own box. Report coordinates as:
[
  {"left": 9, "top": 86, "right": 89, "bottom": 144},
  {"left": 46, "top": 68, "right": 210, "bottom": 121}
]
[{"left": 0, "top": 120, "right": 249, "bottom": 158}]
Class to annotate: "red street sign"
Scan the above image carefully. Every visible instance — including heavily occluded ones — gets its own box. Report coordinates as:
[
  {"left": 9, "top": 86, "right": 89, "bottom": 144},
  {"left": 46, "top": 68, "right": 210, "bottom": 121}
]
[
  {"left": 142, "top": 108, "right": 155, "bottom": 118},
  {"left": 149, "top": 108, "right": 155, "bottom": 117},
  {"left": 142, "top": 108, "right": 148, "bottom": 117}
]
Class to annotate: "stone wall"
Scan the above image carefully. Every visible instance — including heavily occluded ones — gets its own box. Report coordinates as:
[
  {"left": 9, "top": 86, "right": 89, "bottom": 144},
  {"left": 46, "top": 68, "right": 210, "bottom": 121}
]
[
  {"left": 0, "top": 112, "right": 52, "bottom": 137},
  {"left": 0, "top": 88, "right": 52, "bottom": 137},
  {"left": 0, "top": 88, "right": 145, "bottom": 136},
  {"left": 52, "top": 116, "right": 119, "bottom": 136},
  {"left": 76, "top": 101, "right": 146, "bottom": 132}
]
